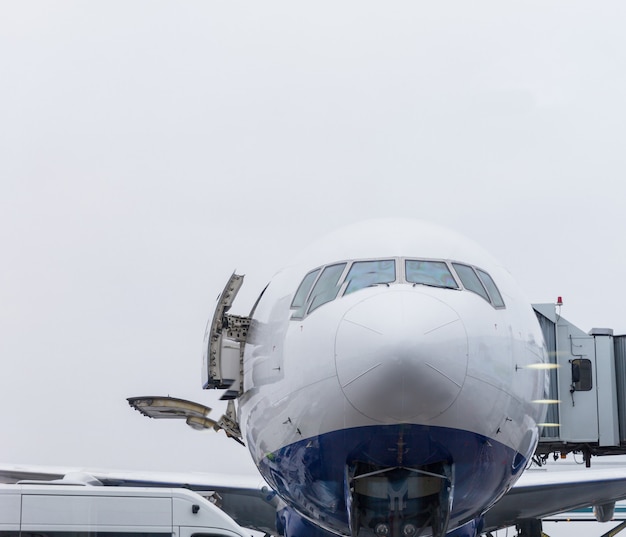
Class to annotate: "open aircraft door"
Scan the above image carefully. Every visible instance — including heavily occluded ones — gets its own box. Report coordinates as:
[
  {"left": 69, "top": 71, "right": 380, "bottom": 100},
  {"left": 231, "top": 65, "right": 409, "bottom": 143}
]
[
  {"left": 128, "top": 273, "right": 250, "bottom": 444},
  {"left": 202, "top": 272, "right": 249, "bottom": 400}
]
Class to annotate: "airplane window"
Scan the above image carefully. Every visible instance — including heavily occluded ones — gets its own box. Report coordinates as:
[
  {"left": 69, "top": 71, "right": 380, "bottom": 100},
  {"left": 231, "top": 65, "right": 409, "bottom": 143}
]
[
  {"left": 476, "top": 269, "right": 505, "bottom": 308},
  {"left": 344, "top": 260, "right": 396, "bottom": 295},
  {"left": 452, "top": 263, "right": 490, "bottom": 303},
  {"left": 307, "top": 263, "right": 347, "bottom": 313},
  {"left": 405, "top": 260, "right": 458, "bottom": 289},
  {"left": 291, "top": 269, "right": 321, "bottom": 309}
]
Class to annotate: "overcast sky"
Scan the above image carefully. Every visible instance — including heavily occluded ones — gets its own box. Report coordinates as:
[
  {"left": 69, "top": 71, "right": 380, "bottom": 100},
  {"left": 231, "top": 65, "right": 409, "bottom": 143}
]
[{"left": 2, "top": 5, "right": 626, "bottom": 530}]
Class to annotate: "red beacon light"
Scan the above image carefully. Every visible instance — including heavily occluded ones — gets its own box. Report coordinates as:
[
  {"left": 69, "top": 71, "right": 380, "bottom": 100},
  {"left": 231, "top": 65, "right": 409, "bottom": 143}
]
[{"left": 556, "top": 296, "right": 563, "bottom": 306}]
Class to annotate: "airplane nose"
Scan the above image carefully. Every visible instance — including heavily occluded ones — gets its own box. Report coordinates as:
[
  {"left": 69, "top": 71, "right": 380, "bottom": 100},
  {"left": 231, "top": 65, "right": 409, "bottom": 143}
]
[{"left": 335, "top": 290, "right": 468, "bottom": 422}]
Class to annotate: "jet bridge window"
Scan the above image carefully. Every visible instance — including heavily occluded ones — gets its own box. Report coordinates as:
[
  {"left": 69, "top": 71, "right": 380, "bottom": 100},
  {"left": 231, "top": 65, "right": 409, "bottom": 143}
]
[
  {"left": 308, "top": 263, "right": 347, "bottom": 313},
  {"left": 344, "top": 259, "right": 396, "bottom": 295},
  {"left": 571, "top": 358, "right": 593, "bottom": 391},
  {"left": 405, "top": 260, "right": 458, "bottom": 289}
]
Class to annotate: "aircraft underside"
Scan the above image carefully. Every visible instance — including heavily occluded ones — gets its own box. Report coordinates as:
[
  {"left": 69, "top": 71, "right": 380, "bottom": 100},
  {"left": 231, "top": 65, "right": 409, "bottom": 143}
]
[{"left": 261, "top": 423, "right": 522, "bottom": 537}]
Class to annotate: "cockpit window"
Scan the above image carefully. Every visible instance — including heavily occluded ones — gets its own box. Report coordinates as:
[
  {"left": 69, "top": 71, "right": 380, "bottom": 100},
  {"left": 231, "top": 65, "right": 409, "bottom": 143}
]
[
  {"left": 308, "top": 263, "right": 347, "bottom": 314},
  {"left": 291, "top": 269, "right": 320, "bottom": 309},
  {"left": 344, "top": 260, "right": 396, "bottom": 295},
  {"left": 452, "top": 263, "right": 490, "bottom": 302},
  {"left": 405, "top": 260, "right": 458, "bottom": 289},
  {"left": 290, "top": 257, "right": 506, "bottom": 320},
  {"left": 476, "top": 269, "right": 505, "bottom": 308}
]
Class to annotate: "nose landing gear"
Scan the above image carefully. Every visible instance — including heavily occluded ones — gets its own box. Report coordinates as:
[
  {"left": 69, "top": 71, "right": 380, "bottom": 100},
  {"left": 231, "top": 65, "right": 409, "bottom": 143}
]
[{"left": 346, "top": 462, "right": 454, "bottom": 537}]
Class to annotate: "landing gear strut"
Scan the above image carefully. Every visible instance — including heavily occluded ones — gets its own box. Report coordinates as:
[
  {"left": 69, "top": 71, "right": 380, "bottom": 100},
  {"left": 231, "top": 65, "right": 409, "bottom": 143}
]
[{"left": 516, "top": 519, "right": 543, "bottom": 537}]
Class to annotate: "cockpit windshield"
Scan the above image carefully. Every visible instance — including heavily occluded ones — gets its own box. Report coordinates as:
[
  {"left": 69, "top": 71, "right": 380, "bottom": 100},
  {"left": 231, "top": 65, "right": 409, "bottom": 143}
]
[
  {"left": 405, "top": 260, "right": 458, "bottom": 289},
  {"left": 291, "top": 269, "right": 320, "bottom": 309},
  {"left": 452, "top": 263, "right": 490, "bottom": 302},
  {"left": 290, "top": 257, "right": 504, "bottom": 319},
  {"left": 476, "top": 268, "right": 505, "bottom": 308},
  {"left": 308, "top": 263, "right": 347, "bottom": 314},
  {"left": 344, "top": 260, "right": 396, "bottom": 295}
]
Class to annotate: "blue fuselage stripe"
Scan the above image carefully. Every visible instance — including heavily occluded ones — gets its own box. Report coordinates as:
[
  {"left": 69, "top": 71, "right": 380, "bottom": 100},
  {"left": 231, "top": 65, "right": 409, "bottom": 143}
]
[{"left": 258, "top": 423, "right": 522, "bottom": 535}]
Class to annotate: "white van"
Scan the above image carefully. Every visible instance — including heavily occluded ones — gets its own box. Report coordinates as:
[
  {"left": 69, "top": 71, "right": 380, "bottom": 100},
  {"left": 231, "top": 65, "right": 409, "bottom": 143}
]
[{"left": 0, "top": 481, "right": 250, "bottom": 537}]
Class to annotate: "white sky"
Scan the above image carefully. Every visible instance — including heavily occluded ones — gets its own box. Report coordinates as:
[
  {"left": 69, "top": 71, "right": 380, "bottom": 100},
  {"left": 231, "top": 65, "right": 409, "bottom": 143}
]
[{"left": 2, "top": 3, "right": 626, "bottom": 533}]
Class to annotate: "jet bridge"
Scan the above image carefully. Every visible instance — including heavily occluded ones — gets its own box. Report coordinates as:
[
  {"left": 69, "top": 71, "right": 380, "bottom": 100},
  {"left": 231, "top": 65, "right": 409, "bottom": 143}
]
[{"left": 533, "top": 302, "right": 626, "bottom": 466}]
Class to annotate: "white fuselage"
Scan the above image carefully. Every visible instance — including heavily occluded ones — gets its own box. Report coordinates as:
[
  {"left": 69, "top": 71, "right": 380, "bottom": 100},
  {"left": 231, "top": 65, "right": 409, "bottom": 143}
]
[{"left": 237, "top": 220, "right": 547, "bottom": 537}]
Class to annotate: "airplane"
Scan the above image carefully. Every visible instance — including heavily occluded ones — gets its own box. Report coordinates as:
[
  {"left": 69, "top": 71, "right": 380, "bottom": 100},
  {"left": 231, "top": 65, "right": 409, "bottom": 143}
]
[{"left": 4, "top": 219, "right": 626, "bottom": 537}]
